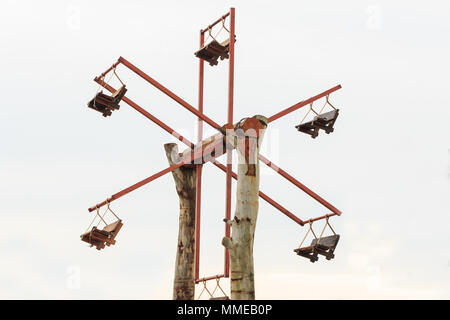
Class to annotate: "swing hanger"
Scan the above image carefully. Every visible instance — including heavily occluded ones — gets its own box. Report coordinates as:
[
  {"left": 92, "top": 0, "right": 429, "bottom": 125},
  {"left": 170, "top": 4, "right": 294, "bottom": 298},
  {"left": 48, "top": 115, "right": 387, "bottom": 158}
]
[
  {"left": 295, "top": 93, "right": 340, "bottom": 139},
  {"left": 196, "top": 278, "right": 229, "bottom": 300},
  {"left": 294, "top": 216, "right": 340, "bottom": 263},
  {"left": 80, "top": 200, "right": 123, "bottom": 251},
  {"left": 88, "top": 65, "right": 127, "bottom": 117}
]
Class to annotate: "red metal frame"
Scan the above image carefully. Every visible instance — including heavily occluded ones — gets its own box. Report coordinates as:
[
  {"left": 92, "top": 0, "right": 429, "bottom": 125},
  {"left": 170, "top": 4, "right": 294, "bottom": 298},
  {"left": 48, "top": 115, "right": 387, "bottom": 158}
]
[
  {"left": 88, "top": 7, "right": 343, "bottom": 285},
  {"left": 91, "top": 66, "right": 342, "bottom": 218},
  {"left": 91, "top": 65, "right": 342, "bottom": 216}
]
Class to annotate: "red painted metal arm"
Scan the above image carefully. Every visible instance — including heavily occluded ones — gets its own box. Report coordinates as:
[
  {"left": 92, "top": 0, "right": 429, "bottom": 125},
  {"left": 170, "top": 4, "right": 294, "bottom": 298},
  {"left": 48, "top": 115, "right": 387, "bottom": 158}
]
[
  {"left": 118, "top": 56, "right": 222, "bottom": 130},
  {"left": 88, "top": 161, "right": 184, "bottom": 212},
  {"left": 267, "top": 85, "right": 342, "bottom": 123},
  {"left": 88, "top": 132, "right": 223, "bottom": 212},
  {"left": 259, "top": 155, "right": 341, "bottom": 216},
  {"left": 94, "top": 79, "right": 195, "bottom": 149},
  {"left": 212, "top": 160, "right": 304, "bottom": 225}
]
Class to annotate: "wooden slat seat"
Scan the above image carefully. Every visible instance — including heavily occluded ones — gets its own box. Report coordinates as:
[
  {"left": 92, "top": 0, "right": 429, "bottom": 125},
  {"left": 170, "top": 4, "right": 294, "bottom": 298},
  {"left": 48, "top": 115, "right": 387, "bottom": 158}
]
[
  {"left": 80, "top": 220, "right": 123, "bottom": 250},
  {"left": 88, "top": 86, "right": 127, "bottom": 117},
  {"left": 295, "top": 121, "right": 320, "bottom": 138},
  {"left": 295, "top": 109, "right": 339, "bottom": 138},
  {"left": 294, "top": 235, "right": 340, "bottom": 262},
  {"left": 194, "top": 37, "right": 235, "bottom": 66}
]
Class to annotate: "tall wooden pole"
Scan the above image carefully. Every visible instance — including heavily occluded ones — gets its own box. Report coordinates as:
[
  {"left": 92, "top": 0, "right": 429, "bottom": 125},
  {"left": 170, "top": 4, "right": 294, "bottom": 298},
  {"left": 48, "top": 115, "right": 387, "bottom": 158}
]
[
  {"left": 164, "top": 143, "right": 196, "bottom": 300},
  {"left": 222, "top": 115, "right": 268, "bottom": 300}
]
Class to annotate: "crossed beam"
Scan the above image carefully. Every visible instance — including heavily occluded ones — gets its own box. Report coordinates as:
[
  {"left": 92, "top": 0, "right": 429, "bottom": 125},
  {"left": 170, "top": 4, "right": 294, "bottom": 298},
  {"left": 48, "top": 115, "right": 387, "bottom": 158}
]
[{"left": 88, "top": 57, "right": 342, "bottom": 229}]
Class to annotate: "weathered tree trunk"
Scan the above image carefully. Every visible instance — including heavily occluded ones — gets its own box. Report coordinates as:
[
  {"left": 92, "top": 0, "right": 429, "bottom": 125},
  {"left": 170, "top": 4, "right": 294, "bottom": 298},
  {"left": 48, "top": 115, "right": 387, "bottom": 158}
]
[
  {"left": 164, "top": 143, "right": 196, "bottom": 300},
  {"left": 222, "top": 115, "right": 268, "bottom": 300}
]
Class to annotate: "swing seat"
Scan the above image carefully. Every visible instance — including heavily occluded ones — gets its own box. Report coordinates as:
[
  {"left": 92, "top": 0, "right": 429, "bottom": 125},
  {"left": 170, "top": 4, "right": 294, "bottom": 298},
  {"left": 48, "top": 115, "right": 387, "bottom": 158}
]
[
  {"left": 295, "top": 109, "right": 339, "bottom": 138},
  {"left": 294, "top": 234, "right": 340, "bottom": 262},
  {"left": 195, "top": 37, "right": 234, "bottom": 66},
  {"left": 210, "top": 296, "right": 230, "bottom": 300},
  {"left": 80, "top": 220, "right": 123, "bottom": 250},
  {"left": 87, "top": 86, "right": 127, "bottom": 117}
]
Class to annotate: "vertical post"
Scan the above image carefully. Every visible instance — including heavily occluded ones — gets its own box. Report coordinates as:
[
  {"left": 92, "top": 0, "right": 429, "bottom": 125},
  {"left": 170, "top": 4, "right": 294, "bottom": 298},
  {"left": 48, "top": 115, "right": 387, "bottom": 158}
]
[
  {"left": 195, "top": 30, "right": 205, "bottom": 281},
  {"left": 222, "top": 115, "right": 268, "bottom": 300},
  {"left": 224, "top": 6, "right": 235, "bottom": 279},
  {"left": 165, "top": 144, "right": 196, "bottom": 300}
]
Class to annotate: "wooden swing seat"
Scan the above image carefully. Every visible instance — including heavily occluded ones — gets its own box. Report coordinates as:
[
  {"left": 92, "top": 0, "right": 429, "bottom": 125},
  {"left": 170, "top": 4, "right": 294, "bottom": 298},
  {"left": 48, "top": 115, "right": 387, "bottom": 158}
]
[
  {"left": 295, "top": 109, "right": 339, "bottom": 138},
  {"left": 80, "top": 220, "right": 123, "bottom": 250},
  {"left": 294, "top": 234, "right": 340, "bottom": 263},
  {"left": 88, "top": 86, "right": 127, "bottom": 117},
  {"left": 195, "top": 37, "right": 234, "bottom": 66}
]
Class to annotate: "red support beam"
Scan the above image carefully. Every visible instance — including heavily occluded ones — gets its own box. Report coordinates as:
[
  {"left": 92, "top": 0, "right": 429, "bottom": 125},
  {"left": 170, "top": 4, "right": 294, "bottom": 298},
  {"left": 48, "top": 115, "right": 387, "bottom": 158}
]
[
  {"left": 212, "top": 160, "right": 304, "bottom": 226},
  {"left": 195, "top": 30, "right": 205, "bottom": 280},
  {"left": 94, "top": 79, "right": 194, "bottom": 149},
  {"left": 268, "top": 84, "right": 342, "bottom": 123},
  {"left": 88, "top": 161, "right": 184, "bottom": 212},
  {"left": 224, "top": 7, "right": 235, "bottom": 279},
  {"left": 87, "top": 130, "right": 225, "bottom": 212},
  {"left": 258, "top": 155, "right": 342, "bottom": 216}
]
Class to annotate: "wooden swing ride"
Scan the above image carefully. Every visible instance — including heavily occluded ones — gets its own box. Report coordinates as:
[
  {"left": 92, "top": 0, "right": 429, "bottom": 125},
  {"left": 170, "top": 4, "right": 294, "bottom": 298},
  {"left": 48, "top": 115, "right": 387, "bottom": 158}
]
[{"left": 81, "top": 8, "right": 343, "bottom": 299}]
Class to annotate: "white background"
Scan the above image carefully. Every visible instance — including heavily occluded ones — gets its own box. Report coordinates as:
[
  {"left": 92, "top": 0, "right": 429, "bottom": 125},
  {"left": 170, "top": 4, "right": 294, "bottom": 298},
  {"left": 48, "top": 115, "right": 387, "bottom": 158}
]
[{"left": 1, "top": 0, "right": 449, "bottom": 299}]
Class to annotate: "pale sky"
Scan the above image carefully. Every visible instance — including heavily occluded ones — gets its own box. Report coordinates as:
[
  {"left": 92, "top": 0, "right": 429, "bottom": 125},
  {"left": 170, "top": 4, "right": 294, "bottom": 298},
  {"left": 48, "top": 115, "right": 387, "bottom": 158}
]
[{"left": 1, "top": 0, "right": 449, "bottom": 299}]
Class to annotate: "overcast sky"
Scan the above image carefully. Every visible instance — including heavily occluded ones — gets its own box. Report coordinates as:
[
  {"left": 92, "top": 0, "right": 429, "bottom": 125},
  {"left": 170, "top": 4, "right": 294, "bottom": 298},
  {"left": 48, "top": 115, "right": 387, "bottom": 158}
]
[{"left": 1, "top": 0, "right": 449, "bottom": 299}]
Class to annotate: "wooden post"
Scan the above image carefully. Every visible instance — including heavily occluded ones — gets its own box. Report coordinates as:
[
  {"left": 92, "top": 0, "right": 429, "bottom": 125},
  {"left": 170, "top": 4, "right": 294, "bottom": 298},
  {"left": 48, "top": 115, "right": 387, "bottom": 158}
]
[
  {"left": 222, "top": 115, "right": 268, "bottom": 300},
  {"left": 164, "top": 143, "right": 196, "bottom": 300}
]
